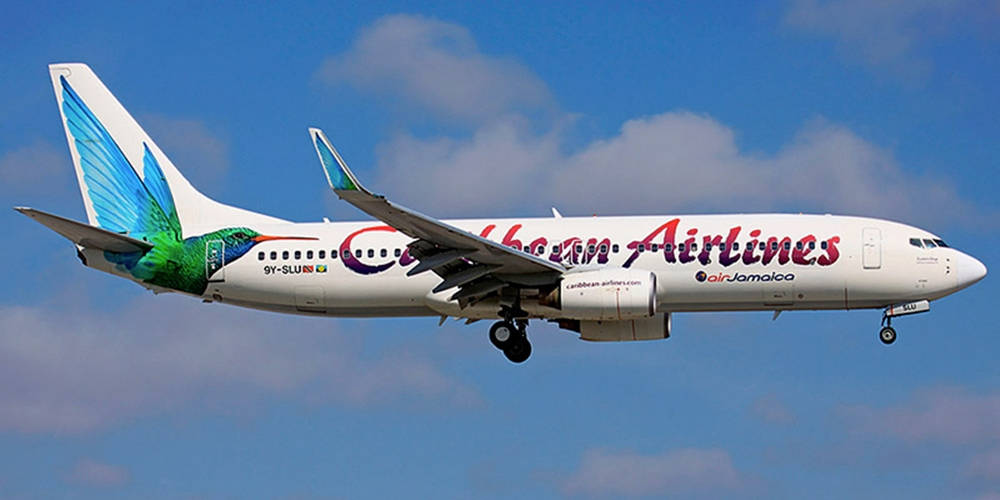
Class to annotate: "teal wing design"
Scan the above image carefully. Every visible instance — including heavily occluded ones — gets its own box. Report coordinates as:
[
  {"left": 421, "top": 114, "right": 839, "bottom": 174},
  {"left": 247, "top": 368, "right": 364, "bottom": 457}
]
[
  {"left": 312, "top": 131, "right": 359, "bottom": 191},
  {"left": 60, "top": 76, "right": 180, "bottom": 240},
  {"left": 141, "top": 143, "right": 179, "bottom": 230}
]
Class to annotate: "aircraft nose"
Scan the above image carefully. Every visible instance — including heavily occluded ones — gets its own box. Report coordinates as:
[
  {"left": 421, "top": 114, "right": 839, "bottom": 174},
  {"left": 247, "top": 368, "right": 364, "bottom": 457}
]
[{"left": 956, "top": 252, "right": 987, "bottom": 288}]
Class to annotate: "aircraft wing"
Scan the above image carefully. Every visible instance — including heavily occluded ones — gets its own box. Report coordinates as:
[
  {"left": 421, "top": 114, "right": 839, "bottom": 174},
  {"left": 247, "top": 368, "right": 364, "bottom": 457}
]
[
  {"left": 309, "top": 128, "right": 565, "bottom": 303},
  {"left": 15, "top": 207, "right": 154, "bottom": 253}
]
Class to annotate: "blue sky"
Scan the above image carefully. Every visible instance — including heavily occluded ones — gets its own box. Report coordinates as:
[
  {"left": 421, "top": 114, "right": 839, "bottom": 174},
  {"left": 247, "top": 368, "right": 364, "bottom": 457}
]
[{"left": 1, "top": 1, "right": 998, "bottom": 498}]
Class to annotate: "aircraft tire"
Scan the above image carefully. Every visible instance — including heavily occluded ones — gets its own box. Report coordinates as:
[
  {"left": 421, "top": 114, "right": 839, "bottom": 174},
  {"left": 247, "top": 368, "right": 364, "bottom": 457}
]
[
  {"left": 503, "top": 338, "right": 531, "bottom": 363},
  {"left": 879, "top": 326, "right": 897, "bottom": 345},
  {"left": 490, "top": 321, "right": 518, "bottom": 350}
]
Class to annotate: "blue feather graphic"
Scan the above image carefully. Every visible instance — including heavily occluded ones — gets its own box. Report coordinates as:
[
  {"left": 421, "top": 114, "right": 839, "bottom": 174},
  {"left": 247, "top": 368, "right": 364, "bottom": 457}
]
[{"left": 60, "top": 76, "right": 180, "bottom": 239}]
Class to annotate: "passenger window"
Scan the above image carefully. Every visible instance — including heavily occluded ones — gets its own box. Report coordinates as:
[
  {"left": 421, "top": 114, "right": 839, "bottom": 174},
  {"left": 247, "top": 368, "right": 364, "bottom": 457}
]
[
  {"left": 368, "top": 249, "right": 375, "bottom": 258},
  {"left": 575, "top": 244, "right": 583, "bottom": 253},
  {"left": 691, "top": 243, "right": 698, "bottom": 251},
  {"left": 821, "top": 241, "right": 828, "bottom": 250},
  {"left": 282, "top": 251, "right": 289, "bottom": 260},
  {"left": 319, "top": 250, "right": 326, "bottom": 259},
  {"left": 808, "top": 241, "right": 815, "bottom": 250},
  {"left": 294, "top": 250, "right": 302, "bottom": 259},
  {"left": 355, "top": 249, "right": 362, "bottom": 258},
  {"left": 719, "top": 243, "right": 726, "bottom": 251},
  {"left": 638, "top": 244, "right": 645, "bottom": 252},
  {"left": 783, "top": 242, "right": 791, "bottom": 250},
  {"left": 679, "top": 243, "right": 685, "bottom": 252},
  {"left": 270, "top": 251, "right": 277, "bottom": 260},
  {"left": 771, "top": 242, "right": 778, "bottom": 251},
  {"left": 332, "top": 250, "right": 338, "bottom": 259},
  {"left": 796, "top": 242, "right": 803, "bottom": 250},
  {"left": 551, "top": 245, "right": 560, "bottom": 254},
  {"left": 588, "top": 244, "right": 596, "bottom": 253},
  {"left": 705, "top": 243, "right": 712, "bottom": 251},
  {"left": 910, "top": 238, "right": 923, "bottom": 248},
  {"left": 306, "top": 250, "right": 314, "bottom": 259},
  {"left": 759, "top": 242, "right": 766, "bottom": 250},
  {"left": 395, "top": 249, "right": 402, "bottom": 257},
  {"left": 923, "top": 239, "right": 936, "bottom": 248},
  {"left": 257, "top": 251, "right": 265, "bottom": 261},
  {"left": 380, "top": 249, "right": 388, "bottom": 258},
  {"left": 600, "top": 244, "right": 608, "bottom": 253},
  {"left": 651, "top": 243, "right": 659, "bottom": 252},
  {"left": 733, "top": 242, "right": 740, "bottom": 251},
  {"left": 665, "top": 243, "right": 673, "bottom": 252},
  {"left": 612, "top": 244, "right": 620, "bottom": 253}
]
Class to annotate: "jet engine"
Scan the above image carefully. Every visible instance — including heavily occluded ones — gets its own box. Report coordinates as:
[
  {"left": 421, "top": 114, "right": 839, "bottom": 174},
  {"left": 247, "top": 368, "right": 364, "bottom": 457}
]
[{"left": 546, "top": 268, "right": 657, "bottom": 321}]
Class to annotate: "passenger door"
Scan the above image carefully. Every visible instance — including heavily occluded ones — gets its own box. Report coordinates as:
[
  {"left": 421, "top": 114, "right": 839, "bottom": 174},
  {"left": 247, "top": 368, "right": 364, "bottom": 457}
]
[{"left": 862, "top": 228, "right": 881, "bottom": 269}]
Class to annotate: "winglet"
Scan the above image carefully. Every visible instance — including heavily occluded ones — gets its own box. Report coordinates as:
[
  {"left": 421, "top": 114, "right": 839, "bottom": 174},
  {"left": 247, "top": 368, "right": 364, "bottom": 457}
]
[{"left": 309, "top": 128, "right": 368, "bottom": 194}]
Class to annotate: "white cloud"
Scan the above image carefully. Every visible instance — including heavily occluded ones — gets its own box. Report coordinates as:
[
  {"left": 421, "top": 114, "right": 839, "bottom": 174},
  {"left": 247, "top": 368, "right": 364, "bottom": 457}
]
[
  {"left": 964, "top": 449, "right": 1000, "bottom": 481},
  {"left": 373, "top": 111, "right": 972, "bottom": 227},
  {"left": 842, "top": 387, "right": 1000, "bottom": 445},
  {"left": 562, "top": 448, "right": 745, "bottom": 497},
  {"left": 751, "top": 393, "right": 796, "bottom": 424},
  {"left": 783, "top": 0, "right": 999, "bottom": 77},
  {"left": 315, "top": 14, "right": 980, "bottom": 226},
  {"left": 0, "top": 296, "right": 480, "bottom": 434},
  {"left": 0, "top": 141, "right": 70, "bottom": 194},
  {"left": 374, "top": 116, "right": 562, "bottom": 215},
  {"left": 319, "top": 14, "right": 551, "bottom": 122},
  {"left": 65, "top": 459, "right": 129, "bottom": 487},
  {"left": 140, "top": 114, "right": 230, "bottom": 191}
]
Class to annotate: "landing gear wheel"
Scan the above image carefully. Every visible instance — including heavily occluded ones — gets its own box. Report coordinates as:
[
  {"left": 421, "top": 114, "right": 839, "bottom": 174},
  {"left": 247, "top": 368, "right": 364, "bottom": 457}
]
[
  {"left": 489, "top": 321, "right": 517, "bottom": 350},
  {"left": 503, "top": 338, "right": 532, "bottom": 363},
  {"left": 879, "top": 326, "right": 897, "bottom": 345}
]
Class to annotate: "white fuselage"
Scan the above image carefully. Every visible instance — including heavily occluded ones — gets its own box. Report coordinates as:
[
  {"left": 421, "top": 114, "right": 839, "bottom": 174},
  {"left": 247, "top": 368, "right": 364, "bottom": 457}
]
[{"left": 86, "top": 213, "right": 982, "bottom": 319}]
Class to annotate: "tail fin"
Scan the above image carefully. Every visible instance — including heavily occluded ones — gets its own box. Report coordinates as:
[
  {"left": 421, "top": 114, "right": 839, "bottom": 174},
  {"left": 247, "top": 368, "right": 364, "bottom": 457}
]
[{"left": 48, "top": 63, "right": 283, "bottom": 235}]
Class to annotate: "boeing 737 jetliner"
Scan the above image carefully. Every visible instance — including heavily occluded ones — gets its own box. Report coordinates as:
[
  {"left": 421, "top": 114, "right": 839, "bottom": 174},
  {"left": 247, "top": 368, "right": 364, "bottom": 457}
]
[{"left": 18, "top": 63, "right": 987, "bottom": 363}]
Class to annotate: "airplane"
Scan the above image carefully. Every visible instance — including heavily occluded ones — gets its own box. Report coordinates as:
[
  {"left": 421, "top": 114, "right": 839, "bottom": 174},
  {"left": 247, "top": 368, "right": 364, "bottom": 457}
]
[{"left": 17, "top": 63, "right": 987, "bottom": 363}]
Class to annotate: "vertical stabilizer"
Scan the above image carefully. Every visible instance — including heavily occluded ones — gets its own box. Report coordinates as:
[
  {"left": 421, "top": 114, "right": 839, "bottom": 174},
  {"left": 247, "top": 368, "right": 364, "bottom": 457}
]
[{"left": 48, "top": 63, "right": 284, "bottom": 235}]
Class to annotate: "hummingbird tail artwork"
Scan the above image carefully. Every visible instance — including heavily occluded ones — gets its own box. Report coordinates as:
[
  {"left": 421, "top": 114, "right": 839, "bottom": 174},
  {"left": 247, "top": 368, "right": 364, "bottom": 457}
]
[{"left": 37, "top": 63, "right": 315, "bottom": 295}]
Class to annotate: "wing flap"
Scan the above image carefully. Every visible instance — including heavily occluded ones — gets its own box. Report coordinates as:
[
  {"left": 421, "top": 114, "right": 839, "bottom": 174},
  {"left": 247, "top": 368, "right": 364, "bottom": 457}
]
[{"left": 15, "top": 207, "right": 153, "bottom": 253}]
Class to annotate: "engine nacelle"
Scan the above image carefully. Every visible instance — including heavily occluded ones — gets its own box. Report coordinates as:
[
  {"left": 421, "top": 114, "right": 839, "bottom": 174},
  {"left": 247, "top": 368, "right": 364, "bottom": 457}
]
[{"left": 557, "top": 268, "right": 657, "bottom": 321}]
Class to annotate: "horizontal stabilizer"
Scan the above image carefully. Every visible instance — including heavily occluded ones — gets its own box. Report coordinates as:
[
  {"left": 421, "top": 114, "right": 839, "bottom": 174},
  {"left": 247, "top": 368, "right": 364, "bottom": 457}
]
[{"left": 15, "top": 207, "right": 153, "bottom": 253}]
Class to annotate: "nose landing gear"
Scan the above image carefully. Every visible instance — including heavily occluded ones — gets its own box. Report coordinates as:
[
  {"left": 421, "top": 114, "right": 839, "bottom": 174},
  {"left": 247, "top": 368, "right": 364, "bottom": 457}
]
[
  {"left": 878, "top": 300, "right": 931, "bottom": 345},
  {"left": 879, "top": 323, "right": 897, "bottom": 345},
  {"left": 489, "top": 318, "right": 532, "bottom": 363}
]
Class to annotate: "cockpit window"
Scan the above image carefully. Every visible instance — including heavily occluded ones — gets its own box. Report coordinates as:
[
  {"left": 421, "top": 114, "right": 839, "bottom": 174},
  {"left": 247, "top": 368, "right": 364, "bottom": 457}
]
[
  {"left": 910, "top": 238, "right": 923, "bottom": 248},
  {"left": 933, "top": 239, "right": 949, "bottom": 248},
  {"left": 922, "top": 239, "right": 937, "bottom": 248}
]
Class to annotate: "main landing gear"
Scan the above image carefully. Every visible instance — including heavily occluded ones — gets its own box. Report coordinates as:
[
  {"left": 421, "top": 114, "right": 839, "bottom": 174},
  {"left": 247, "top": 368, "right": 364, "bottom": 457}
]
[{"left": 489, "top": 319, "right": 532, "bottom": 363}]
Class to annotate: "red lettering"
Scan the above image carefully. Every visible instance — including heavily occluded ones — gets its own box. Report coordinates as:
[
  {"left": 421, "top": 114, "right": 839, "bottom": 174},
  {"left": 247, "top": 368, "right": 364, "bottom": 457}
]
[
  {"left": 818, "top": 236, "right": 840, "bottom": 266},
  {"left": 793, "top": 235, "right": 817, "bottom": 265},
  {"left": 719, "top": 226, "right": 742, "bottom": 266}
]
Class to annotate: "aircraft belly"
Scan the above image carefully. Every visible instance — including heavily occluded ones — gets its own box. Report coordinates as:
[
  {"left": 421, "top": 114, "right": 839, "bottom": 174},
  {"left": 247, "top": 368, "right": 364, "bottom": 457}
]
[{"left": 219, "top": 262, "right": 437, "bottom": 313}]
